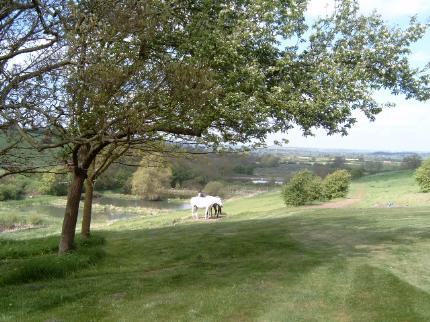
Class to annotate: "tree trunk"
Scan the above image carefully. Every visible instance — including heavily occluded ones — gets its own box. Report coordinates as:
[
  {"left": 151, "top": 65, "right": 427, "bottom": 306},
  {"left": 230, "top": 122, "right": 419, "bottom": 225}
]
[
  {"left": 81, "top": 162, "right": 95, "bottom": 239},
  {"left": 58, "top": 170, "right": 85, "bottom": 255}
]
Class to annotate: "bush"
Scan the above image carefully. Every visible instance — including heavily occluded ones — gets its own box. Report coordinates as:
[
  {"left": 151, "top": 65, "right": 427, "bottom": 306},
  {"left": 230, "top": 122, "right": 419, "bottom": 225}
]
[
  {"left": 29, "top": 215, "right": 44, "bottom": 226},
  {"left": 401, "top": 155, "right": 422, "bottom": 170},
  {"left": 259, "top": 155, "right": 280, "bottom": 167},
  {"left": 233, "top": 165, "right": 255, "bottom": 175},
  {"left": 415, "top": 159, "right": 430, "bottom": 192},
  {"left": 96, "top": 166, "right": 134, "bottom": 191},
  {"left": 282, "top": 170, "right": 322, "bottom": 206},
  {"left": 38, "top": 171, "right": 70, "bottom": 196},
  {"left": 203, "top": 181, "right": 226, "bottom": 197},
  {"left": 349, "top": 167, "right": 365, "bottom": 179},
  {"left": 323, "top": 169, "right": 352, "bottom": 200},
  {"left": 0, "top": 175, "right": 27, "bottom": 200},
  {"left": 0, "top": 183, "right": 25, "bottom": 201},
  {"left": 181, "top": 176, "right": 206, "bottom": 190},
  {"left": 131, "top": 156, "right": 172, "bottom": 200}
]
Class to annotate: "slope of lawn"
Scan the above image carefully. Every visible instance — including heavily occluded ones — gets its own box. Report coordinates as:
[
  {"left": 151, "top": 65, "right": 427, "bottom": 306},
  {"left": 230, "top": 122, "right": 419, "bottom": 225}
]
[
  {"left": 1, "top": 170, "right": 430, "bottom": 321},
  {"left": 350, "top": 170, "right": 430, "bottom": 208}
]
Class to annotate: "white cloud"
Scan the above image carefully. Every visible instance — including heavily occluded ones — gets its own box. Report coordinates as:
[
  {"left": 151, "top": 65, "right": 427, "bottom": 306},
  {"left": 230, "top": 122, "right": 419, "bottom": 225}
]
[
  {"left": 359, "top": 0, "right": 430, "bottom": 18},
  {"left": 307, "top": 0, "right": 430, "bottom": 19},
  {"left": 306, "top": 0, "right": 335, "bottom": 18},
  {"left": 268, "top": 99, "right": 430, "bottom": 152},
  {"left": 411, "top": 51, "right": 430, "bottom": 65},
  {"left": 275, "top": 0, "right": 430, "bottom": 151}
]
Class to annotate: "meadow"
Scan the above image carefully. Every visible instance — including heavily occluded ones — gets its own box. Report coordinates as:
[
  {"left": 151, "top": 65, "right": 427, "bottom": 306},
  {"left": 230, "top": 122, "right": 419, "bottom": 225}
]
[{"left": 1, "top": 170, "right": 430, "bottom": 321}]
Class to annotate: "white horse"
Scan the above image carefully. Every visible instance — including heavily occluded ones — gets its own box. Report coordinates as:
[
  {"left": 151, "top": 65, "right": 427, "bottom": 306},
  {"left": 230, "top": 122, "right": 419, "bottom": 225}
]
[{"left": 190, "top": 195, "right": 223, "bottom": 219}]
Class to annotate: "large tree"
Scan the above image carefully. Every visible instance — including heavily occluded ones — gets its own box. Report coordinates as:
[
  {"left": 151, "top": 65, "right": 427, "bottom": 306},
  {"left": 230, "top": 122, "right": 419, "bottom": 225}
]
[
  {"left": 1, "top": 0, "right": 429, "bottom": 253},
  {"left": 0, "top": 0, "right": 72, "bottom": 176}
]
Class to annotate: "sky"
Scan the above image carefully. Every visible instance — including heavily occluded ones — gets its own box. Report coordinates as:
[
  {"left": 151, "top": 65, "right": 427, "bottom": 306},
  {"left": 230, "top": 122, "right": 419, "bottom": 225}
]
[{"left": 267, "top": 0, "right": 430, "bottom": 152}]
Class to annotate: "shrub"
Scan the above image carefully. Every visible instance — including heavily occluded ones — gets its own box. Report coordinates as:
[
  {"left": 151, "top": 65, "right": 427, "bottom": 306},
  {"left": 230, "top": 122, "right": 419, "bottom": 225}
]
[
  {"left": 131, "top": 156, "right": 172, "bottom": 200},
  {"left": 323, "top": 169, "right": 352, "bottom": 200},
  {"left": 38, "top": 171, "right": 70, "bottom": 196},
  {"left": 282, "top": 170, "right": 322, "bottom": 206},
  {"left": 233, "top": 165, "right": 255, "bottom": 175},
  {"left": 259, "top": 155, "right": 280, "bottom": 167},
  {"left": 96, "top": 166, "right": 134, "bottom": 191},
  {"left": 29, "top": 215, "right": 44, "bottom": 226},
  {"left": 203, "top": 181, "right": 226, "bottom": 197},
  {"left": 415, "top": 159, "right": 430, "bottom": 192},
  {"left": 0, "top": 176, "right": 26, "bottom": 200},
  {"left": 122, "top": 177, "right": 132, "bottom": 194},
  {"left": 401, "top": 155, "right": 422, "bottom": 170},
  {"left": 181, "top": 176, "right": 206, "bottom": 190},
  {"left": 349, "top": 167, "right": 365, "bottom": 179},
  {"left": 0, "top": 183, "right": 25, "bottom": 201}
]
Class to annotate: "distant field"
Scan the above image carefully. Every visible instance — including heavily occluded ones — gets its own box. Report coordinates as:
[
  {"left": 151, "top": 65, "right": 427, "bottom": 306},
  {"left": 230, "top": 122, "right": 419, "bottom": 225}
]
[
  {"left": 1, "top": 170, "right": 430, "bottom": 321},
  {"left": 349, "top": 170, "right": 430, "bottom": 208}
]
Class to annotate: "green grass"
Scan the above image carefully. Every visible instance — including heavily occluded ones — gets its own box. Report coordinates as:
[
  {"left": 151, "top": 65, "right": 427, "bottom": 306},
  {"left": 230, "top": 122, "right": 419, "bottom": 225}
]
[
  {"left": 0, "top": 235, "right": 105, "bottom": 287},
  {"left": 350, "top": 170, "right": 430, "bottom": 207},
  {"left": 1, "top": 170, "right": 430, "bottom": 321}
]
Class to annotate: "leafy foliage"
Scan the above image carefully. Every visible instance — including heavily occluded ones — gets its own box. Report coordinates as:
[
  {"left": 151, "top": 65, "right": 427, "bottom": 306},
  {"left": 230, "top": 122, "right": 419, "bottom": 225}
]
[
  {"left": 282, "top": 170, "right": 323, "bottom": 206},
  {"left": 131, "top": 156, "right": 172, "bottom": 201},
  {"left": 0, "top": 182, "right": 25, "bottom": 201},
  {"left": 323, "top": 169, "right": 352, "bottom": 200},
  {"left": 203, "top": 181, "right": 226, "bottom": 198},
  {"left": 38, "top": 171, "right": 70, "bottom": 196},
  {"left": 401, "top": 155, "right": 422, "bottom": 170},
  {"left": 349, "top": 167, "right": 365, "bottom": 179},
  {"left": 96, "top": 164, "right": 135, "bottom": 191},
  {"left": 415, "top": 159, "right": 430, "bottom": 192}
]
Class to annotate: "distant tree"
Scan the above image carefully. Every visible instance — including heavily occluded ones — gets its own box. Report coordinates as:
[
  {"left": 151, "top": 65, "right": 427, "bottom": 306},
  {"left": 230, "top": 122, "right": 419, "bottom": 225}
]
[
  {"left": 0, "top": 176, "right": 26, "bottom": 201},
  {"left": 39, "top": 171, "right": 70, "bottom": 196},
  {"left": 323, "top": 170, "right": 352, "bottom": 200},
  {"left": 131, "top": 156, "right": 172, "bottom": 201},
  {"left": 401, "top": 155, "right": 422, "bottom": 170},
  {"left": 349, "top": 167, "right": 365, "bottom": 179},
  {"left": 203, "top": 181, "right": 227, "bottom": 198},
  {"left": 312, "top": 162, "right": 331, "bottom": 178},
  {"left": 95, "top": 161, "right": 135, "bottom": 191},
  {"left": 364, "top": 160, "right": 384, "bottom": 173},
  {"left": 171, "top": 163, "right": 195, "bottom": 188},
  {"left": 282, "top": 170, "right": 323, "bottom": 206},
  {"left": 260, "top": 155, "right": 281, "bottom": 168},
  {"left": 415, "top": 159, "right": 430, "bottom": 192},
  {"left": 331, "top": 157, "right": 346, "bottom": 170},
  {"left": 233, "top": 165, "right": 255, "bottom": 175}
]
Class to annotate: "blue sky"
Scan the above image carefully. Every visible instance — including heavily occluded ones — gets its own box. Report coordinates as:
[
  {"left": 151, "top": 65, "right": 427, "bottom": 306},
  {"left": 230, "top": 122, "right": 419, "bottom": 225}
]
[{"left": 268, "top": 0, "right": 430, "bottom": 152}]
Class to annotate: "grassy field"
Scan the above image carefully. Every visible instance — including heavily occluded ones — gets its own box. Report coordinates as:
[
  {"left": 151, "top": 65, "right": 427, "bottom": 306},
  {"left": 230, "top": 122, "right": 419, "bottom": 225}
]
[
  {"left": 1, "top": 170, "right": 430, "bottom": 321},
  {"left": 350, "top": 170, "right": 430, "bottom": 208}
]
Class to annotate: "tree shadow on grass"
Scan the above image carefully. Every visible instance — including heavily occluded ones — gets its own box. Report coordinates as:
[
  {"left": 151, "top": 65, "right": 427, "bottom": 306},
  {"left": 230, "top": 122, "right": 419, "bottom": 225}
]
[{"left": 2, "top": 208, "right": 430, "bottom": 320}]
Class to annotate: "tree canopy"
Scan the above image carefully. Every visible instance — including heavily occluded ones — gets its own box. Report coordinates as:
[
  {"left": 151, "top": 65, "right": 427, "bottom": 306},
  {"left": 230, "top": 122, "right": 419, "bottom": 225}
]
[{"left": 415, "top": 159, "right": 430, "bottom": 193}]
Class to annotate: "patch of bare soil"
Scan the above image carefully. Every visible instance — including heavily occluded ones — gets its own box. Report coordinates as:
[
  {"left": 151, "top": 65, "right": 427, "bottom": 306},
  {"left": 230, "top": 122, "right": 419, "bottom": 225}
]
[
  {"left": 307, "top": 189, "right": 365, "bottom": 209},
  {"left": 0, "top": 224, "right": 39, "bottom": 233}
]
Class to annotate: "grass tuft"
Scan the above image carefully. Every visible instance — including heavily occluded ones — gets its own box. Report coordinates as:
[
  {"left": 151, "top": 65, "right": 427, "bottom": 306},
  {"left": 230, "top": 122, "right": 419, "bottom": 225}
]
[
  {"left": 0, "top": 234, "right": 105, "bottom": 286},
  {"left": 0, "top": 236, "right": 59, "bottom": 260}
]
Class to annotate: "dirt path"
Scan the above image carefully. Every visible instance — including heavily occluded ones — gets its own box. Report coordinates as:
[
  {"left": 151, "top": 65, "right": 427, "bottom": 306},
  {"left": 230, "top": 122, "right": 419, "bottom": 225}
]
[
  {"left": 307, "top": 188, "right": 365, "bottom": 209},
  {"left": 0, "top": 224, "right": 38, "bottom": 233}
]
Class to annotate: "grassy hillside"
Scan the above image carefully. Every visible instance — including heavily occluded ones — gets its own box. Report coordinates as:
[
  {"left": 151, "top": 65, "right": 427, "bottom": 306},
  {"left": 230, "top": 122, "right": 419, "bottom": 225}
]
[
  {"left": 1, "top": 171, "right": 430, "bottom": 321},
  {"left": 350, "top": 170, "right": 430, "bottom": 208}
]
